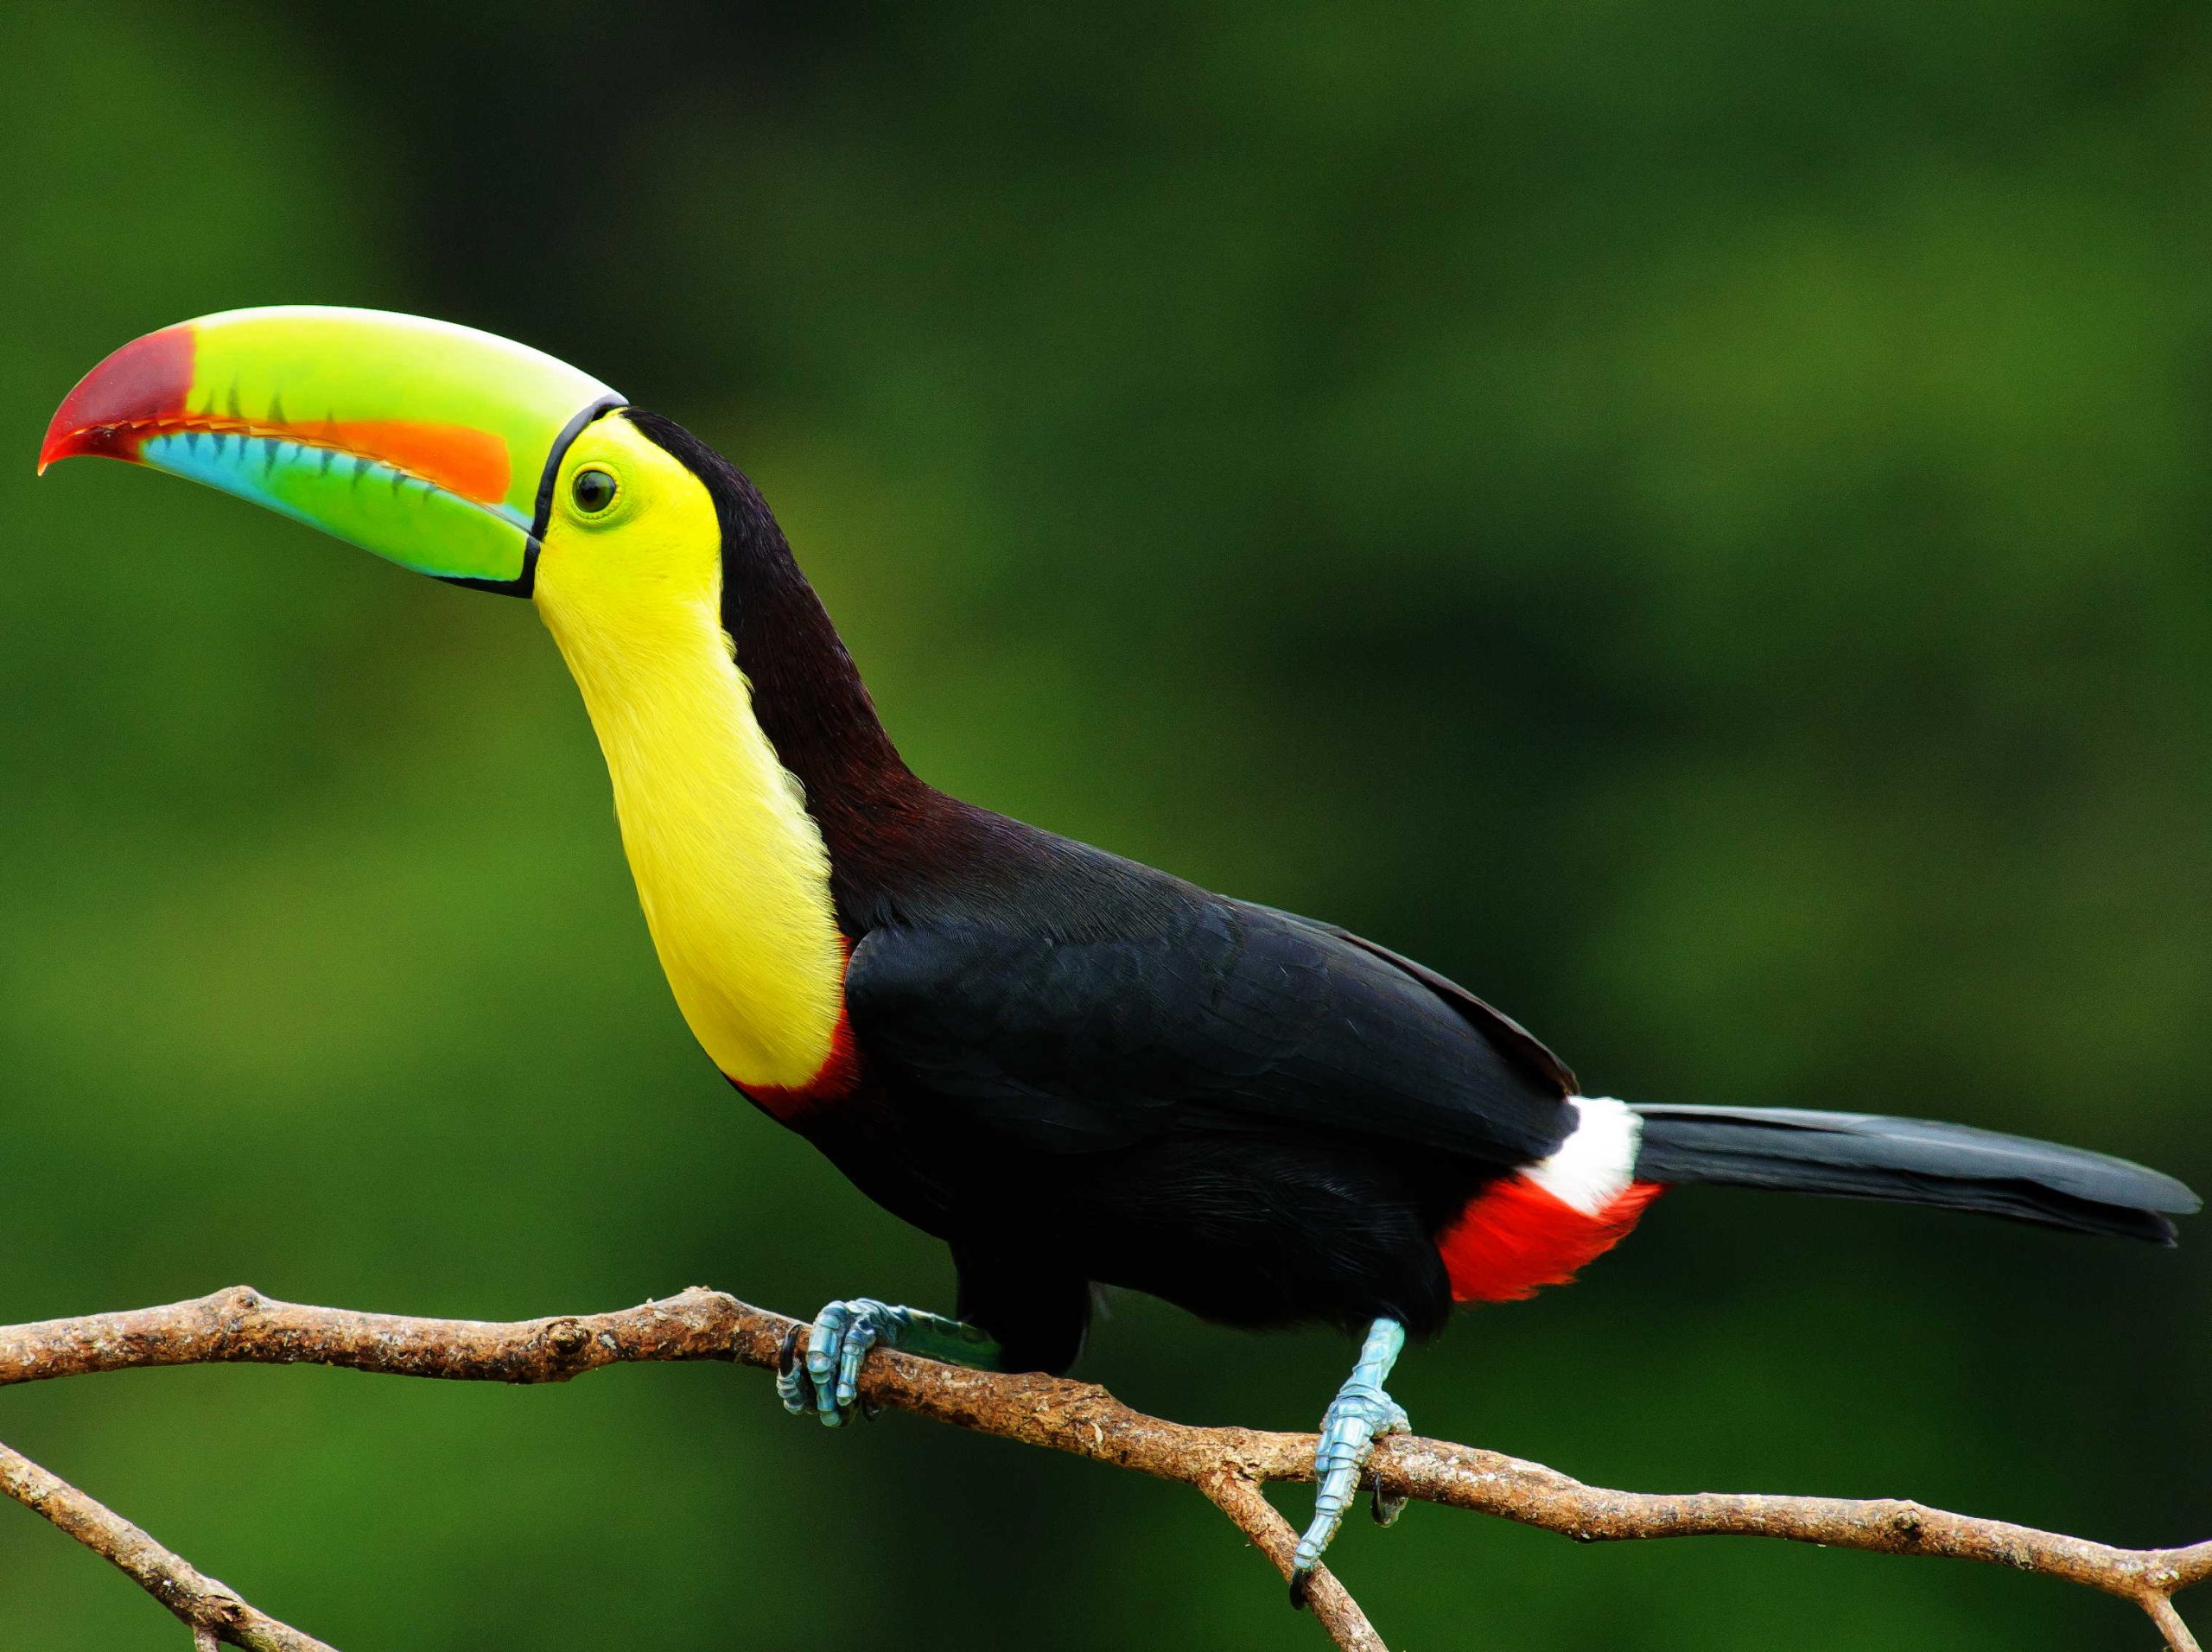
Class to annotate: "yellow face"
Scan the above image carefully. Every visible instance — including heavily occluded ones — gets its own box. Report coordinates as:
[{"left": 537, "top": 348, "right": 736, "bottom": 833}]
[{"left": 532, "top": 410, "right": 723, "bottom": 630}]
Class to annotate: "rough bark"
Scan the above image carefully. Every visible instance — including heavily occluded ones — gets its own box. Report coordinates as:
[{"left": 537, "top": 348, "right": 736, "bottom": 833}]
[{"left": 1, "top": 1286, "right": 2202, "bottom": 1650}]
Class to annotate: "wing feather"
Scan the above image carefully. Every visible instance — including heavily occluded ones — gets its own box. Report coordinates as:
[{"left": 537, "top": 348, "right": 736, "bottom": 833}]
[{"left": 846, "top": 896, "right": 1572, "bottom": 1164}]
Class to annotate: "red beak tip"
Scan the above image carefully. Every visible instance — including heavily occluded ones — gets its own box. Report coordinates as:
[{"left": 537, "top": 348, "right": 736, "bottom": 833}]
[
  {"left": 36, "top": 423, "right": 119, "bottom": 472},
  {"left": 43, "top": 324, "right": 197, "bottom": 475},
  {"left": 35, "top": 423, "right": 72, "bottom": 473}
]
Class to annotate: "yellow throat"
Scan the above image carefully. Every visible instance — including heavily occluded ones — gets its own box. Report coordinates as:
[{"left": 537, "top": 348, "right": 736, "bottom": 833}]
[{"left": 531, "top": 413, "right": 847, "bottom": 1092}]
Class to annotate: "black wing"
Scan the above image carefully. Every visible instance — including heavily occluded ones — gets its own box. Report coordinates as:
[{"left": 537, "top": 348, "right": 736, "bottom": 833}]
[{"left": 845, "top": 893, "right": 1574, "bottom": 1164}]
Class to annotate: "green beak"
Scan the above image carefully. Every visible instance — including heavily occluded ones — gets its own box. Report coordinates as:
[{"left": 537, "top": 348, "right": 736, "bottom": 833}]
[{"left": 39, "top": 306, "right": 624, "bottom": 594}]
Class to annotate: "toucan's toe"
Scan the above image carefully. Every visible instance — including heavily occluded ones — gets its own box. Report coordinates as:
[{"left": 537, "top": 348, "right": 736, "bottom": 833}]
[
  {"left": 1289, "top": 1317, "right": 1410, "bottom": 1604},
  {"left": 1292, "top": 1382, "right": 1408, "bottom": 1591},
  {"left": 779, "top": 1299, "right": 913, "bottom": 1426},
  {"left": 774, "top": 1322, "right": 812, "bottom": 1416}
]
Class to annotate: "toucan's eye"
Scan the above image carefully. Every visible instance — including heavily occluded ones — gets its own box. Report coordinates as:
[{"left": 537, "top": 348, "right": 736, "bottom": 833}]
[{"left": 571, "top": 467, "right": 619, "bottom": 515}]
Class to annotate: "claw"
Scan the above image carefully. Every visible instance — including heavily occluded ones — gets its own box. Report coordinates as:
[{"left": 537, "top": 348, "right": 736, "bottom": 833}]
[
  {"left": 798, "top": 1299, "right": 888, "bottom": 1426},
  {"left": 776, "top": 1297, "right": 1001, "bottom": 1429},
  {"left": 775, "top": 1323, "right": 809, "bottom": 1416},
  {"left": 1287, "top": 1317, "right": 1409, "bottom": 1604},
  {"left": 1370, "top": 1477, "right": 1408, "bottom": 1528}
]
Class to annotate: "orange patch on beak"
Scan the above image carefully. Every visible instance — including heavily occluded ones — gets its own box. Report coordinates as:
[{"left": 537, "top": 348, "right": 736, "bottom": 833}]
[{"left": 310, "top": 420, "right": 511, "bottom": 504}]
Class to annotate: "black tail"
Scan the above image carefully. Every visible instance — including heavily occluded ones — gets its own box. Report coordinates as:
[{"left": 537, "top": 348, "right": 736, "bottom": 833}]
[{"left": 1630, "top": 1104, "right": 2200, "bottom": 1244}]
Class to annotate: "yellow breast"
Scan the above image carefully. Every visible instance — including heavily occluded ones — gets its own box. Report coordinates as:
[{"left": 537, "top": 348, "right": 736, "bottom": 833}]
[{"left": 531, "top": 416, "right": 848, "bottom": 1092}]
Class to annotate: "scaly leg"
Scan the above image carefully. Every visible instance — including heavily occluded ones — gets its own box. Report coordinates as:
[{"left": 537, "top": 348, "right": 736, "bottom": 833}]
[
  {"left": 775, "top": 1299, "right": 1001, "bottom": 1427},
  {"left": 1289, "top": 1317, "right": 1409, "bottom": 1604}
]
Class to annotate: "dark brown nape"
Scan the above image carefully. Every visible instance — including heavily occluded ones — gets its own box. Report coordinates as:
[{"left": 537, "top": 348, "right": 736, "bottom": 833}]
[{"left": 622, "top": 410, "right": 946, "bottom": 907}]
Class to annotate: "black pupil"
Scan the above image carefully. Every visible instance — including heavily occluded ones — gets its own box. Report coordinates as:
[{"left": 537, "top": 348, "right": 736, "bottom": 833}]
[{"left": 573, "top": 468, "right": 616, "bottom": 512}]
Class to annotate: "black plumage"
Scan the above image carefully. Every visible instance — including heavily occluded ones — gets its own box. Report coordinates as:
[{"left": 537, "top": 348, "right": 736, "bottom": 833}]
[
  {"left": 807, "top": 833, "right": 1567, "bottom": 1361},
  {"left": 1632, "top": 1105, "right": 2196, "bottom": 1244},
  {"left": 625, "top": 409, "right": 2197, "bottom": 1376}
]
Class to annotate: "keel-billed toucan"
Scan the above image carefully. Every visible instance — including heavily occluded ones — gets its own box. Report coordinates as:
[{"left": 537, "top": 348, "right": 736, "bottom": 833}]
[{"left": 40, "top": 308, "right": 2199, "bottom": 1597}]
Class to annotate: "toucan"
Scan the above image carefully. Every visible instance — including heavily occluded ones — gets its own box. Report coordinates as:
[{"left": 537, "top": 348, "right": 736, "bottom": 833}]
[{"left": 39, "top": 307, "right": 2200, "bottom": 1599}]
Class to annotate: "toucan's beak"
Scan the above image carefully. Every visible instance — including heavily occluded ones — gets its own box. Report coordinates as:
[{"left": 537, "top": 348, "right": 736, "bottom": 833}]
[{"left": 39, "top": 306, "right": 623, "bottom": 594}]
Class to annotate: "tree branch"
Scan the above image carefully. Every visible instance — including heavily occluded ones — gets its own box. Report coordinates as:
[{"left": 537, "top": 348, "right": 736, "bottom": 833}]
[
  {"left": 1195, "top": 1468, "right": 1387, "bottom": 1652},
  {"left": 1, "top": 1285, "right": 2203, "bottom": 1651},
  {"left": 0, "top": 1437, "right": 334, "bottom": 1650}
]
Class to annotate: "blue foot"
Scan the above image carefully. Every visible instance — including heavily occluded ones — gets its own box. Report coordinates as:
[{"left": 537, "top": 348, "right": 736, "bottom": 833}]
[
  {"left": 775, "top": 1298, "right": 1001, "bottom": 1427},
  {"left": 1289, "top": 1318, "right": 1409, "bottom": 1605}
]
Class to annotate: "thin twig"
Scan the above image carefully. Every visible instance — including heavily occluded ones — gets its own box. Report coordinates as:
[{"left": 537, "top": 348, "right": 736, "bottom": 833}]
[
  {"left": 2149, "top": 1595, "right": 2205, "bottom": 1652},
  {"left": 2, "top": 1285, "right": 2204, "bottom": 1652},
  {"left": 0, "top": 1438, "right": 333, "bottom": 1651},
  {"left": 1196, "top": 1470, "right": 1387, "bottom": 1652}
]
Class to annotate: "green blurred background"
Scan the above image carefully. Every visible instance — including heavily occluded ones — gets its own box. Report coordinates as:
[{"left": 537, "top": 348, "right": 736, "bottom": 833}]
[{"left": 4, "top": 3, "right": 2208, "bottom": 1646}]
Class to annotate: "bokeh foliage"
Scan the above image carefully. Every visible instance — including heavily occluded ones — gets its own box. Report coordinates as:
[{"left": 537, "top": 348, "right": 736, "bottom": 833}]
[{"left": 3, "top": 2, "right": 2208, "bottom": 1646}]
